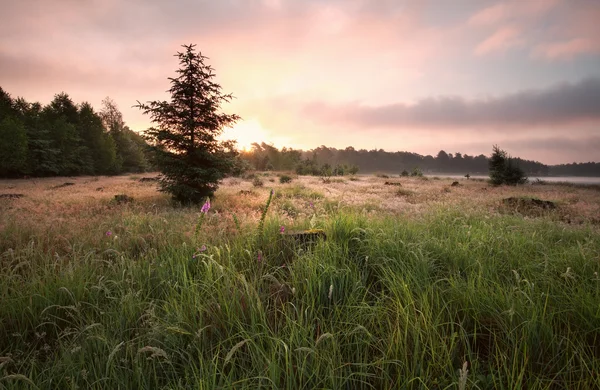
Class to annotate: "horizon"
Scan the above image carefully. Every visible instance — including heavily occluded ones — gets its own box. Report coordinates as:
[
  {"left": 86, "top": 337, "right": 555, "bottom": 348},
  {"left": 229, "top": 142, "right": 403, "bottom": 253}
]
[{"left": 2, "top": 0, "right": 599, "bottom": 165}]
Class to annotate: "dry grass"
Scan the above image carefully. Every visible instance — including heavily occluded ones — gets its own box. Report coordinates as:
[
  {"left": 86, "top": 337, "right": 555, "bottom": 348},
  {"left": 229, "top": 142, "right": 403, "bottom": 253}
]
[{"left": 1, "top": 174, "right": 599, "bottom": 238}]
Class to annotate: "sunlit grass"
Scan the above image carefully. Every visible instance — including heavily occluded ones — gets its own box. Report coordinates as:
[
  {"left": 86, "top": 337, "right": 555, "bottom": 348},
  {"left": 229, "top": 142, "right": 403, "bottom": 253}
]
[{"left": 1, "top": 174, "right": 599, "bottom": 389}]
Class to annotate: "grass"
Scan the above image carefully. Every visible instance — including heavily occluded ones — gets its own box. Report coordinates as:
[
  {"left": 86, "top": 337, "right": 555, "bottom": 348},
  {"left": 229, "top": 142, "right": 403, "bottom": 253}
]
[{"left": 1, "top": 174, "right": 599, "bottom": 389}]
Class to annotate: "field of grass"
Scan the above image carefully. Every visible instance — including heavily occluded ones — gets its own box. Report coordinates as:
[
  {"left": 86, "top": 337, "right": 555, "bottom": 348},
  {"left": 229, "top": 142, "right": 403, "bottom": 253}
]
[{"left": 1, "top": 173, "right": 599, "bottom": 389}]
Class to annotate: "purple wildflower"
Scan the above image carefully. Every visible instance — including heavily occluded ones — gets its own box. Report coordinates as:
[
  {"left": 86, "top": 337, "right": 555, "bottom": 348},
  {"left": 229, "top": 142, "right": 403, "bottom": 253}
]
[
  {"left": 200, "top": 199, "right": 211, "bottom": 214},
  {"left": 279, "top": 225, "right": 285, "bottom": 233},
  {"left": 192, "top": 245, "right": 207, "bottom": 259},
  {"left": 105, "top": 231, "right": 112, "bottom": 237},
  {"left": 309, "top": 201, "right": 314, "bottom": 208},
  {"left": 257, "top": 251, "right": 263, "bottom": 263},
  {"left": 270, "top": 189, "right": 274, "bottom": 196}
]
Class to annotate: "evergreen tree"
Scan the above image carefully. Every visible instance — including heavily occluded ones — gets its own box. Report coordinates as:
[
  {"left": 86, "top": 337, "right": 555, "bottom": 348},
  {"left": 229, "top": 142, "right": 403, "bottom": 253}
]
[
  {"left": 44, "top": 93, "right": 87, "bottom": 175},
  {"left": 489, "top": 145, "right": 527, "bottom": 185},
  {"left": 78, "top": 102, "right": 118, "bottom": 174},
  {"left": 0, "top": 117, "right": 28, "bottom": 177},
  {"left": 137, "top": 44, "right": 240, "bottom": 204},
  {"left": 0, "top": 87, "right": 16, "bottom": 119},
  {"left": 20, "top": 101, "right": 61, "bottom": 176},
  {"left": 489, "top": 145, "right": 507, "bottom": 185}
]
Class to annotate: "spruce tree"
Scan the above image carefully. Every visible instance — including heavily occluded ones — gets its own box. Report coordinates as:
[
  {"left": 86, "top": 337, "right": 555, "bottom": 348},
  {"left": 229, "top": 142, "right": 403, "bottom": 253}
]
[
  {"left": 489, "top": 145, "right": 527, "bottom": 185},
  {"left": 0, "top": 117, "right": 28, "bottom": 177},
  {"left": 137, "top": 44, "right": 240, "bottom": 204}
]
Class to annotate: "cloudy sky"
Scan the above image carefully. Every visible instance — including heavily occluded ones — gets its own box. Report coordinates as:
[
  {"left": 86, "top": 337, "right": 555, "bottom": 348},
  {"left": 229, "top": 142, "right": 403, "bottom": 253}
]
[{"left": 1, "top": 0, "right": 599, "bottom": 164}]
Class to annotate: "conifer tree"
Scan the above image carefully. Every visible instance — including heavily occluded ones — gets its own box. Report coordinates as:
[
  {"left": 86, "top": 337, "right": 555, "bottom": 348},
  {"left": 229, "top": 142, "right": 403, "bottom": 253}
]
[
  {"left": 137, "top": 44, "right": 240, "bottom": 204},
  {"left": 489, "top": 145, "right": 527, "bottom": 185}
]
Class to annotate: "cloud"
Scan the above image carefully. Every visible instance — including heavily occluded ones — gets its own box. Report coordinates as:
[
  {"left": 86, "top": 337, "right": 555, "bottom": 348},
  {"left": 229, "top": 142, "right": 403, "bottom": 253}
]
[
  {"left": 468, "top": 0, "right": 600, "bottom": 61},
  {"left": 468, "top": 0, "right": 560, "bottom": 26},
  {"left": 531, "top": 2, "right": 600, "bottom": 61},
  {"left": 303, "top": 78, "right": 600, "bottom": 129},
  {"left": 532, "top": 38, "right": 598, "bottom": 60},
  {"left": 474, "top": 25, "right": 522, "bottom": 55},
  {"left": 468, "top": 3, "right": 507, "bottom": 26}
]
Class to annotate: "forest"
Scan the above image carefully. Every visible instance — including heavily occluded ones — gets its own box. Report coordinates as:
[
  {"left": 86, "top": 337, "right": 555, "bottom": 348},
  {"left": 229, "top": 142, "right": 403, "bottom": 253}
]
[
  {"left": 241, "top": 142, "right": 600, "bottom": 177},
  {"left": 0, "top": 87, "right": 149, "bottom": 177},
  {"left": 1, "top": 86, "right": 598, "bottom": 178}
]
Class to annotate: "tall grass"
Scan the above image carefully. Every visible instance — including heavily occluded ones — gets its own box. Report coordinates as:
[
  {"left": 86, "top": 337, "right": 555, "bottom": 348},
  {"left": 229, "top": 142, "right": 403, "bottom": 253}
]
[{"left": 1, "top": 196, "right": 599, "bottom": 388}]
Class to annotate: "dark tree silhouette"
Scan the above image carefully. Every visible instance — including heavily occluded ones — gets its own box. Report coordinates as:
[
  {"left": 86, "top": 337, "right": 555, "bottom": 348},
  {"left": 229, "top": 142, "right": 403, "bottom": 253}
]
[
  {"left": 137, "top": 44, "right": 240, "bottom": 204},
  {"left": 489, "top": 145, "right": 527, "bottom": 185}
]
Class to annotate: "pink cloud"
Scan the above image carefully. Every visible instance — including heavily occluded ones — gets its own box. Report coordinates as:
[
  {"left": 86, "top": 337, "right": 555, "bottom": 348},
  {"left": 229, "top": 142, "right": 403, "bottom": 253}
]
[
  {"left": 474, "top": 26, "right": 522, "bottom": 55},
  {"left": 469, "top": 0, "right": 560, "bottom": 26},
  {"left": 533, "top": 38, "right": 598, "bottom": 60},
  {"left": 531, "top": 2, "right": 600, "bottom": 61},
  {"left": 468, "top": 3, "right": 507, "bottom": 26}
]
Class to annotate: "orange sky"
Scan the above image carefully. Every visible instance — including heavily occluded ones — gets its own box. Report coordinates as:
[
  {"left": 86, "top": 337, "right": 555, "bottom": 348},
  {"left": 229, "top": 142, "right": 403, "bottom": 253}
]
[{"left": 1, "top": 0, "right": 599, "bottom": 164}]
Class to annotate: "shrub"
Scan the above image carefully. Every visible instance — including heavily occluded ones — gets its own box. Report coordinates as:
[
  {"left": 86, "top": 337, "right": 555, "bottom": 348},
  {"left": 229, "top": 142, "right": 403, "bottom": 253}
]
[
  {"left": 252, "top": 177, "right": 264, "bottom": 187},
  {"left": 410, "top": 167, "right": 423, "bottom": 177},
  {"left": 279, "top": 175, "right": 292, "bottom": 184}
]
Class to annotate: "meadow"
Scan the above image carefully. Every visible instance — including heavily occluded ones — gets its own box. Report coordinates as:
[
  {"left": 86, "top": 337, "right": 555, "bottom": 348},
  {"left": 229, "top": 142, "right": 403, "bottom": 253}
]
[{"left": 1, "top": 173, "right": 599, "bottom": 389}]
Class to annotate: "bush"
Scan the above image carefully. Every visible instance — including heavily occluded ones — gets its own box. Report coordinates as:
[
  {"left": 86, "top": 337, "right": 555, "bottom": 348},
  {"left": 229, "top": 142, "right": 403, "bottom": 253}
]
[
  {"left": 279, "top": 174, "right": 292, "bottom": 184},
  {"left": 400, "top": 169, "right": 409, "bottom": 177},
  {"left": 410, "top": 167, "right": 423, "bottom": 177},
  {"left": 252, "top": 177, "right": 264, "bottom": 187}
]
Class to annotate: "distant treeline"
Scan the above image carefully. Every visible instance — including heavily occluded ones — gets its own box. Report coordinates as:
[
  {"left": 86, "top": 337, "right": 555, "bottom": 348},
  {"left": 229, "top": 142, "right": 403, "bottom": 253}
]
[
  {"left": 241, "top": 143, "right": 600, "bottom": 177},
  {"left": 0, "top": 87, "right": 149, "bottom": 178},
  {"left": 2, "top": 85, "right": 598, "bottom": 179}
]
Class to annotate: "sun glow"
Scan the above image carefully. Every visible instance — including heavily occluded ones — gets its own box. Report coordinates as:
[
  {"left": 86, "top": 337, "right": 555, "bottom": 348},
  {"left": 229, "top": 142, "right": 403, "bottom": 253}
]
[{"left": 221, "top": 119, "right": 272, "bottom": 151}]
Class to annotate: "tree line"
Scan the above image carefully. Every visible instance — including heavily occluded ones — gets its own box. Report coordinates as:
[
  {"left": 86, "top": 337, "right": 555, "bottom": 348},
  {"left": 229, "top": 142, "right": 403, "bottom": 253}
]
[
  {"left": 0, "top": 87, "right": 149, "bottom": 177},
  {"left": 241, "top": 143, "right": 599, "bottom": 177},
  {"left": 2, "top": 84, "right": 598, "bottom": 180}
]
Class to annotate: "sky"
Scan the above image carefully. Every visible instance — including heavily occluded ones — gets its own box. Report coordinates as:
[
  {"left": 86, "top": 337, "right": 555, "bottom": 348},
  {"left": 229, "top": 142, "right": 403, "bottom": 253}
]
[{"left": 1, "top": 0, "right": 599, "bottom": 165}]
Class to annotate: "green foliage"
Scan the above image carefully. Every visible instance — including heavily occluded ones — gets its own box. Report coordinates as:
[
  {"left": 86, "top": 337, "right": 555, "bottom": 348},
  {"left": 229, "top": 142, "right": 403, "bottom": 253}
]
[
  {"left": 1, "top": 202, "right": 599, "bottom": 388},
  {"left": 489, "top": 145, "right": 528, "bottom": 185},
  {"left": 0, "top": 117, "right": 28, "bottom": 177},
  {"left": 101, "top": 98, "right": 148, "bottom": 173},
  {"left": 410, "top": 167, "right": 423, "bottom": 177},
  {"left": 295, "top": 159, "right": 356, "bottom": 178},
  {"left": 137, "top": 44, "right": 240, "bottom": 204},
  {"left": 0, "top": 87, "right": 149, "bottom": 177},
  {"left": 257, "top": 189, "right": 274, "bottom": 236},
  {"left": 400, "top": 169, "right": 409, "bottom": 177}
]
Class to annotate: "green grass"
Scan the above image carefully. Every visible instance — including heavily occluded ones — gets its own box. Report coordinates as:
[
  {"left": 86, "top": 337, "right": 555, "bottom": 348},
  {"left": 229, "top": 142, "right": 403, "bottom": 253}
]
[{"left": 1, "top": 202, "right": 600, "bottom": 389}]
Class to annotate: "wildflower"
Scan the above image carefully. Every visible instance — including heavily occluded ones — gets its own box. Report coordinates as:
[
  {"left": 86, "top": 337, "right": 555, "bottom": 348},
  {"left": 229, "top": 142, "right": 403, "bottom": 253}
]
[
  {"left": 309, "top": 201, "right": 314, "bottom": 208},
  {"left": 270, "top": 189, "right": 274, "bottom": 196},
  {"left": 105, "top": 231, "right": 112, "bottom": 237},
  {"left": 279, "top": 225, "right": 285, "bottom": 233},
  {"left": 257, "top": 251, "right": 263, "bottom": 263},
  {"left": 192, "top": 246, "right": 207, "bottom": 259},
  {"left": 200, "top": 199, "right": 211, "bottom": 213}
]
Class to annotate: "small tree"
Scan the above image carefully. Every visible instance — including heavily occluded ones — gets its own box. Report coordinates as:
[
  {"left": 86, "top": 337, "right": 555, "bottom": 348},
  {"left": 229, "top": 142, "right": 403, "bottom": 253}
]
[
  {"left": 137, "top": 44, "right": 240, "bottom": 203},
  {"left": 489, "top": 145, "right": 527, "bottom": 185}
]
